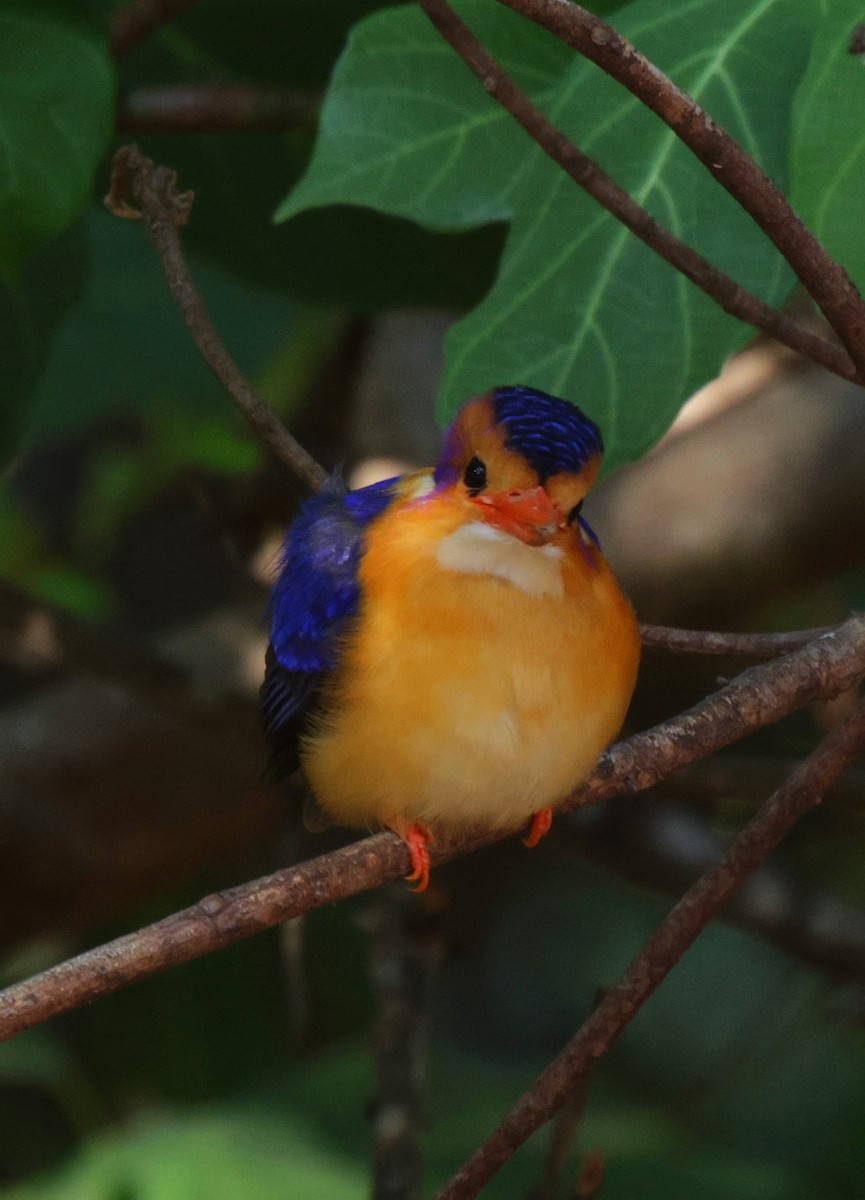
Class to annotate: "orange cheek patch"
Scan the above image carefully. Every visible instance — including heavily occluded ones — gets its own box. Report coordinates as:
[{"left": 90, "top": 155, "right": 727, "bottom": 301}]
[{"left": 545, "top": 455, "right": 602, "bottom": 515}]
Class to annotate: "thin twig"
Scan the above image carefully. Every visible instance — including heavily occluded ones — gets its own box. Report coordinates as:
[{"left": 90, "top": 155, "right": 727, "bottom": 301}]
[
  {"left": 567, "top": 794, "right": 865, "bottom": 985},
  {"left": 105, "top": 145, "right": 327, "bottom": 493},
  {"left": 496, "top": 0, "right": 865, "bottom": 380},
  {"left": 110, "top": 0, "right": 201, "bottom": 56},
  {"left": 0, "top": 616, "right": 863, "bottom": 1043},
  {"left": 436, "top": 693, "right": 865, "bottom": 1199},
  {"left": 638, "top": 622, "right": 838, "bottom": 657},
  {"left": 418, "top": 0, "right": 859, "bottom": 384},
  {"left": 117, "top": 85, "right": 321, "bottom": 133}
]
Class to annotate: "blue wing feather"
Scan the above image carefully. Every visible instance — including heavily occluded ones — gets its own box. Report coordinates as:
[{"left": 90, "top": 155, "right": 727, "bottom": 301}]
[{"left": 262, "top": 474, "right": 397, "bottom": 774}]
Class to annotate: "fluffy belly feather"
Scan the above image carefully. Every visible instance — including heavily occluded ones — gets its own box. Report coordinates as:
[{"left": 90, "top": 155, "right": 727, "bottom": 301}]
[{"left": 302, "top": 526, "right": 639, "bottom": 835}]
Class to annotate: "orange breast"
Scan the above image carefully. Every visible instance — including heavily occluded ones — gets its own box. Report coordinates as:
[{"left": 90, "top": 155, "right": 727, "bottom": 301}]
[{"left": 302, "top": 491, "right": 640, "bottom": 835}]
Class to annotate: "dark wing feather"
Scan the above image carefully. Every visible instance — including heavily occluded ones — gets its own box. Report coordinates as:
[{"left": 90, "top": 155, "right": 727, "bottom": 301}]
[
  {"left": 261, "top": 474, "right": 397, "bottom": 779},
  {"left": 260, "top": 645, "right": 322, "bottom": 779}
]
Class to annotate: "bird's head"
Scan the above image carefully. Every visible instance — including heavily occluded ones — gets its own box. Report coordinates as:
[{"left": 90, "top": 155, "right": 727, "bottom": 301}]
[{"left": 433, "top": 386, "right": 603, "bottom": 547}]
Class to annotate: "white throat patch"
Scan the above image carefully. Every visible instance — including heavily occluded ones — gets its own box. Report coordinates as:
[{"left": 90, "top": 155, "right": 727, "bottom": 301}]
[{"left": 436, "top": 521, "right": 564, "bottom": 598}]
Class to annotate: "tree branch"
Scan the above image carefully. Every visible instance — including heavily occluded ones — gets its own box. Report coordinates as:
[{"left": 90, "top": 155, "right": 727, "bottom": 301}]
[
  {"left": 361, "top": 887, "right": 438, "bottom": 1200},
  {"left": 569, "top": 794, "right": 865, "bottom": 986},
  {"left": 105, "top": 145, "right": 327, "bottom": 493},
  {"left": 418, "top": 0, "right": 860, "bottom": 384},
  {"left": 110, "top": 0, "right": 201, "bottom": 57},
  {"left": 0, "top": 615, "right": 863, "bottom": 1043},
  {"left": 496, "top": 0, "right": 865, "bottom": 380},
  {"left": 638, "top": 623, "right": 838, "bottom": 657},
  {"left": 117, "top": 85, "right": 321, "bottom": 133},
  {"left": 436, "top": 692, "right": 865, "bottom": 1200}
]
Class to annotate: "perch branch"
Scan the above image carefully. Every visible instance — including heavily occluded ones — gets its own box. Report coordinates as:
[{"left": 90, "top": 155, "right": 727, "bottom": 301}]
[
  {"left": 110, "top": 0, "right": 201, "bottom": 56},
  {"left": 418, "top": 0, "right": 859, "bottom": 384},
  {"left": 105, "top": 145, "right": 327, "bottom": 493},
  {"left": 0, "top": 616, "right": 863, "bottom": 1042},
  {"left": 496, "top": 0, "right": 865, "bottom": 379},
  {"left": 436, "top": 692, "right": 865, "bottom": 1199},
  {"left": 638, "top": 623, "right": 838, "bottom": 657},
  {"left": 117, "top": 85, "right": 321, "bottom": 133}
]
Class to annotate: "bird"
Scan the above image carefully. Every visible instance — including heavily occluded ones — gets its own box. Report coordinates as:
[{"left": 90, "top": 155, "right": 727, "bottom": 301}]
[{"left": 261, "top": 385, "right": 640, "bottom": 891}]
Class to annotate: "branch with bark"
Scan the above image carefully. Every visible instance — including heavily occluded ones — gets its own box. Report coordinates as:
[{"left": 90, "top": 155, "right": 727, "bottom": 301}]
[
  {"left": 436, "top": 692, "right": 865, "bottom": 1199},
  {"left": 2, "top": 615, "right": 863, "bottom": 1042},
  {"left": 361, "top": 887, "right": 440, "bottom": 1200},
  {"left": 13, "top": 0, "right": 865, "bottom": 1183},
  {"left": 568, "top": 793, "right": 865, "bottom": 986}
]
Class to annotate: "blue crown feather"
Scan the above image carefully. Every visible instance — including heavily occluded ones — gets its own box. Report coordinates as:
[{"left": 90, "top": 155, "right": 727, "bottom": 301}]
[{"left": 492, "top": 386, "right": 602, "bottom": 482}]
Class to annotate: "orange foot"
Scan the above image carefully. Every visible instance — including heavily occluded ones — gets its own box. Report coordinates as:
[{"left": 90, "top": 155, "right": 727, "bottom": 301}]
[
  {"left": 389, "top": 820, "right": 434, "bottom": 892},
  {"left": 522, "top": 807, "right": 553, "bottom": 848}
]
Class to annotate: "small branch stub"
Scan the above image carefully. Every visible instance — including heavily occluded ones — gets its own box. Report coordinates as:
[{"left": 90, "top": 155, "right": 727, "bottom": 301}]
[{"left": 105, "top": 146, "right": 194, "bottom": 225}]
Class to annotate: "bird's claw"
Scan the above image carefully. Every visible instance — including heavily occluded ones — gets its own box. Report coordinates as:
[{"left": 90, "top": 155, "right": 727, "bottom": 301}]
[
  {"left": 391, "top": 821, "right": 434, "bottom": 892},
  {"left": 522, "top": 807, "right": 553, "bottom": 848}
]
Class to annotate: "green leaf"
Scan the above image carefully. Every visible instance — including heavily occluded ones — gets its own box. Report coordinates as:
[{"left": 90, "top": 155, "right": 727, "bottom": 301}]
[
  {"left": 278, "top": 0, "right": 814, "bottom": 468},
  {"left": 789, "top": 0, "right": 865, "bottom": 287},
  {"left": 0, "top": 219, "right": 88, "bottom": 463},
  {"left": 2, "top": 1107, "right": 367, "bottom": 1200},
  {"left": 0, "top": 480, "right": 116, "bottom": 617},
  {"left": 108, "top": 0, "right": 505, "bottom": 310},
  {"left": 276, "top": 2, "right": 574, "bottom": 229},
  {"left": 136, "top": 130, "right": 507, "bottom": 311},
  {"left": 0, "top": 1, "right": 116, "bottom": 278},
  {"left": 23, "top": 206, "right": 300, "bottom": 442}
]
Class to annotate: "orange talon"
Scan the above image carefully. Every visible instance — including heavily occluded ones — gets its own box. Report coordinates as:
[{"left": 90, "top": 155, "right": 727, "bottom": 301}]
[
  {"left": 391, "top": 821, "right": 433, "bottom": 892},
  {"left": 522, "top": 807, "right": 553, "bottom": 848}
]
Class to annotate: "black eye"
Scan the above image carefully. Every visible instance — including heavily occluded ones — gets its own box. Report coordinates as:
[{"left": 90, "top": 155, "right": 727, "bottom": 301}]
[
  {"left": 567, "top": 500, "right": 583, "bottom": 525},
  {"left": 463, "top": 456, "right": 487, "bottom": 493}
]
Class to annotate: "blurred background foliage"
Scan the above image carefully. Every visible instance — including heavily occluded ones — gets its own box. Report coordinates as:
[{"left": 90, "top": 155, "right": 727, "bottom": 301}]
[{"left": 2, "top": 0, "right": 865, "bottom": 1198}]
